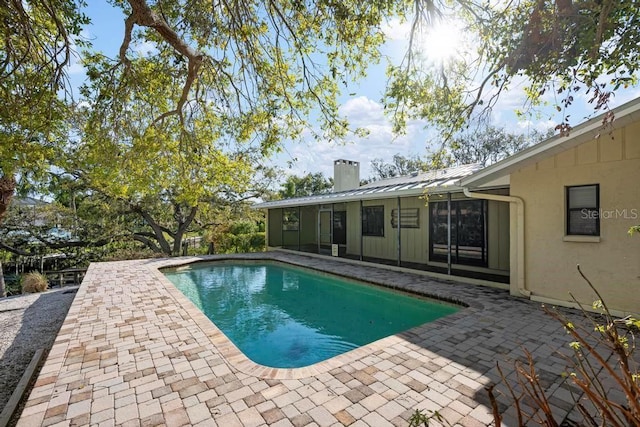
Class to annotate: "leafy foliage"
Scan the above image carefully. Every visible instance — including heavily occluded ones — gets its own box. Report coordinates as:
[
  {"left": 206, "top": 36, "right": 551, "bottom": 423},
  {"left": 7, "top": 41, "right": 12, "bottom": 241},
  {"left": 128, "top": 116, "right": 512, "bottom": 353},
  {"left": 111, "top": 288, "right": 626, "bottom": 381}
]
[
  {"left": 408, "top": 409, "right": 448, "bottom": 427},
  {"left": 0, "top": 1, "right": 88, "bottom": 178},
  {"left": 386, "top": 1, "right": 640, "bottom": 141},
  {"left": 368, "top": 154, "right": 429, "bottom": 181},
  {"left": 206, "top": 220, "right": 265, "bottom": 254},
  {"left": 428, "top": 126, "right": 553, "bottom": 168},
  {"left": 488, "top": 266, "right": 640, "bottom": 426},
  {"left": 278, "top": 173, "right": 333, "bottom": 199}
]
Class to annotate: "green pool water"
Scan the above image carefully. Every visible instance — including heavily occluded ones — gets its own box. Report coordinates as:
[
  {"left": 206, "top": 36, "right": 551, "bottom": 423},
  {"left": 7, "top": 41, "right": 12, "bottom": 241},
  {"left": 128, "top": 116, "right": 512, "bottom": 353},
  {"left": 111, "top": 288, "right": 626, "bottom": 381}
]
[{"left": 164, "top": 262, "right": 459, "bottom": 368}]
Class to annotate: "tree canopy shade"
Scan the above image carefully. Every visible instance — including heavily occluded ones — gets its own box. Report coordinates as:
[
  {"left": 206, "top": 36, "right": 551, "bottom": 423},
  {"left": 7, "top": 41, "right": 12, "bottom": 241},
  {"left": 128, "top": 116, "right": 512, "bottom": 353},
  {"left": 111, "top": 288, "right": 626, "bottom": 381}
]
[
  {"left": 0, "top": 1, "right": 88, "bottom": 176},
  {"left": 1, "top": 0, "right": 406, "bottom": 261},
  {"left": 2, "top": 1, "right": 640, "bottom": 259},
  {"left": 80, "top": 0, "right": 405, "bottom": 151},
  {"left": 386, "top": 0, "right": 640, "bottom": 140}
]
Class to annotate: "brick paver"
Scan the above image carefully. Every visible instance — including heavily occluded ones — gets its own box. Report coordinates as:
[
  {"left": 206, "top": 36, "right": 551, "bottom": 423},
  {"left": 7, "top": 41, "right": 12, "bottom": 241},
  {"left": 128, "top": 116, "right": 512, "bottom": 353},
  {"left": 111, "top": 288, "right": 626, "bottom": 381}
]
[{"left": 16, "top": 252, "right": 605, "bottom": 426}]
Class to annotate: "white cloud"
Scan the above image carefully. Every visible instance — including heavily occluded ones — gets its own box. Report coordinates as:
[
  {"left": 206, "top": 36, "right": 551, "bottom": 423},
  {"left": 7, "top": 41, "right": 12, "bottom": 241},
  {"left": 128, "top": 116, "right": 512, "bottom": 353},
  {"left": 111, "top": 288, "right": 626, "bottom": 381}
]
[
  {"left": 338, "top": 96, "right": 385, "bottom": 126},
  {"left": 516, "top": 119, "right": 556, "bottom": 133},
  {"left": 381, "top": 18, "right": 411, "bottom": 42},
  {"left": 272, "top": 96, "right": 431, "bottom": 181},
  {"left": 133, "top": 41, "right": 157, "bottom": 57}
]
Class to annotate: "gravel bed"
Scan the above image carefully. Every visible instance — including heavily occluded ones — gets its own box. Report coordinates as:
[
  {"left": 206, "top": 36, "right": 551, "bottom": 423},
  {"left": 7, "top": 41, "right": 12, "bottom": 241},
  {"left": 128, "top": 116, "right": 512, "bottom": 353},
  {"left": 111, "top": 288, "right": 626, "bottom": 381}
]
[{"left": 0, "top": 287, "right": 77, "bottom": 413}]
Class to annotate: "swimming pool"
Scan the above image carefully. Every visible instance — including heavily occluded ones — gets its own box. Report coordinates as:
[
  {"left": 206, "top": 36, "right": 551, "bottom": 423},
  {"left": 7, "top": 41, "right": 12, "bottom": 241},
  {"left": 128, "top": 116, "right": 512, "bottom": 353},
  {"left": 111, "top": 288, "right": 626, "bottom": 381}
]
[{"left": 164, "top": 261, "right": 459, "bottom": 368}]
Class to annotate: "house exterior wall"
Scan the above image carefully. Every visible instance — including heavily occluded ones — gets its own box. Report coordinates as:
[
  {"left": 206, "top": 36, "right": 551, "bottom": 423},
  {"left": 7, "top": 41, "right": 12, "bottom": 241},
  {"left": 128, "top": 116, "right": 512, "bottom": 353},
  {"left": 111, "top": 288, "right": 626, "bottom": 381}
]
[
  {"left": 343, "top": 202, "right": 359, "bottom": 255},
  {"left": 299, "top": 206, "right": 317, "bottom": 248},
  {"left": 399, "top": 197, "right": 430, "bottom": 264},
  {"left": 359, "top": 199, "right": 397, "bottom": 261},
  {"left": 509, "top": 125, "right": 640, "bottom": 314},
  {"left": 488, "top": 200, "right": 510, "bottom": 271},
  {"left": 265, "top": 194, "right": 510, "bottom": 278}
]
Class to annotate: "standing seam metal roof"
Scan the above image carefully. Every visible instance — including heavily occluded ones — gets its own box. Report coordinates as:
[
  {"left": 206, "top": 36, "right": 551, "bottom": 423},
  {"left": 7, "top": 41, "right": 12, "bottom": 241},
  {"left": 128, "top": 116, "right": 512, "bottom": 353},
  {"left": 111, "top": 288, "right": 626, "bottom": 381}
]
[{"left": 252, "top": 163, "right": 482, "bottom": 209}]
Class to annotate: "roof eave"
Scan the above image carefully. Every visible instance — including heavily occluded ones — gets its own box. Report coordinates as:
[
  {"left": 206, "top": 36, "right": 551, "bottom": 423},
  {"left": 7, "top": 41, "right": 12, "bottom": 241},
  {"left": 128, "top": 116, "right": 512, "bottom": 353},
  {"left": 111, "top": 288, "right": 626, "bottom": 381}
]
[{"left": 251, "top": 185, "right": 468, "bottom": 209}]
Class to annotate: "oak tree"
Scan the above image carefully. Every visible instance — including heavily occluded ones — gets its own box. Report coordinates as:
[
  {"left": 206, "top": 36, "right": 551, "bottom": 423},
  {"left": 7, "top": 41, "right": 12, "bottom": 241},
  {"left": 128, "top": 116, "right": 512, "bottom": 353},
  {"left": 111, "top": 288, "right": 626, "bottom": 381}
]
[{"left": 386, "top": 0, "right": 640, "bottom": 140}]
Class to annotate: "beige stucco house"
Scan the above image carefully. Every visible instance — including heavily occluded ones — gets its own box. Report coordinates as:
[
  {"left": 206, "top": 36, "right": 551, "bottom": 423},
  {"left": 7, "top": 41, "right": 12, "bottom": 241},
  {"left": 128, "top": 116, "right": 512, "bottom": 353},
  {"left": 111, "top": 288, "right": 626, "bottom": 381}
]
[
  {"left": 255, "top": 98, "right": 640, "bottom": 316},
  {"left": 461, "top": 98, "right": 640, "bottom": 316}
]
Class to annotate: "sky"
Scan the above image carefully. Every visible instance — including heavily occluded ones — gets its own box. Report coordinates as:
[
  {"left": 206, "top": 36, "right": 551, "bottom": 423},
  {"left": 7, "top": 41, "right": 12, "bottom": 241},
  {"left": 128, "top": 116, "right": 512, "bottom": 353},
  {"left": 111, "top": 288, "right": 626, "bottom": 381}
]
[{"left": 70, "top": 2, "right": 640, "bottom": 182}]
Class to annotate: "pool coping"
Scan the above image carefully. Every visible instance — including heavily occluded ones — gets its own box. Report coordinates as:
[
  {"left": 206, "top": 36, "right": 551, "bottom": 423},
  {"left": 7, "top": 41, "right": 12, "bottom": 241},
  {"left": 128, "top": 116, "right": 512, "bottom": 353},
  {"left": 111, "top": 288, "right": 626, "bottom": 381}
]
[{"left": 157, "top": 257, "right": 472, "bottom": 380}]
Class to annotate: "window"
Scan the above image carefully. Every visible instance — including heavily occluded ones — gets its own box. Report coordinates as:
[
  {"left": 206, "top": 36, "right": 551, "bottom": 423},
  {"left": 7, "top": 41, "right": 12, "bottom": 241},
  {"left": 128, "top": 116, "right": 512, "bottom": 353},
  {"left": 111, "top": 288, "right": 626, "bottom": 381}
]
[
  {"left": 282, "top": 208, "right": 299, "bottom": 231},
  {"left": 566, "top": 185, "right": 600, "bottom": 236},
  {"left": 391, "top": 208, "right": 420, "bottom": 228},
  {"left": 429, "top": 199, "right": 487, "bottom": 266},
  {"left": 362, "top": 206, "right": 384, "bottom": 236}
]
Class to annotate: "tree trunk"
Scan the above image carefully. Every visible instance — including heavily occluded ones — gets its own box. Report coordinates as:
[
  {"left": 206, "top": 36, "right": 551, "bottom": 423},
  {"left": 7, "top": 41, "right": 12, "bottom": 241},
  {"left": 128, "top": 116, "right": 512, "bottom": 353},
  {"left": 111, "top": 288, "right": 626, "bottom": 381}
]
[
  {"left": 172, "top": 205, "right": 198, "bottom": 256},
  {"left": 0, "top": 175, "right": 16, "bottom": 298},
  {"left": 0, "top": 261, "right": 5, "bottom": 298},
  {"left": 134, "top": 208, "right": 173, "bottom": 255},
  {"left": 0, "top": 175, "right": 16, "bottom": 220}
]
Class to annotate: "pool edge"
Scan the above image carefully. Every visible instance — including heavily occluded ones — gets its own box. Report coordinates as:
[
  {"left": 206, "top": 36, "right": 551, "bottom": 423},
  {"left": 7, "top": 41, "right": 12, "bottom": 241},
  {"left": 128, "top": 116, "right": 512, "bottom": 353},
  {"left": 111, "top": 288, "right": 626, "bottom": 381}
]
[{"left": 153, "top": 255, "right": 472, "bottom": 380}]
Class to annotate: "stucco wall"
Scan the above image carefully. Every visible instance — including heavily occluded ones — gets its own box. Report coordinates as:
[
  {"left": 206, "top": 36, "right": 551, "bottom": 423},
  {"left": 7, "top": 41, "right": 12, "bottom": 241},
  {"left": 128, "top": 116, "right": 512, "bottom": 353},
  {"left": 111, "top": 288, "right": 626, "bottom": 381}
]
[{"left": 510, "top": 125, "right": 640, "bottom": 314}]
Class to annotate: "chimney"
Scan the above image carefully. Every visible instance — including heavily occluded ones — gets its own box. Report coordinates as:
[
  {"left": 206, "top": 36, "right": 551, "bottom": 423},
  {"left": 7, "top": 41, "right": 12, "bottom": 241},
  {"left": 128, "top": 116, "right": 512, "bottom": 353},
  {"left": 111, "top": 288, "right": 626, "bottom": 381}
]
[{"left": 333, "top": 159, "right": 360, "bottom": 192}]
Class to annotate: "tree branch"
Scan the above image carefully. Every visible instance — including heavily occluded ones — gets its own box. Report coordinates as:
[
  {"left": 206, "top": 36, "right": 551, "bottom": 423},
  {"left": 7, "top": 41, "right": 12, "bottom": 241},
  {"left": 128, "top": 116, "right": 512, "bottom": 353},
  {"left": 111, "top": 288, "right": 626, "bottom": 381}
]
[
  {"left": 124, "top": 0, "right": 205, "bottom": 123},
  {"left": 132, "top": 234, "right": 162, "bottom": 253},
  {"left": 0, "top": 241, "right": 30, "bottom": 256},
  {"left": 130, "top": 205, "right": 173, "bottom": 255}
]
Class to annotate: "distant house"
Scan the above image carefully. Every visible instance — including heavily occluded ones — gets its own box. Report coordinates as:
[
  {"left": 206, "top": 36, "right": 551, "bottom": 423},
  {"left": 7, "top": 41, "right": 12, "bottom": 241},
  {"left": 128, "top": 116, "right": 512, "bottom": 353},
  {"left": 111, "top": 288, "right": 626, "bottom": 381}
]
[
  {"left": 254, "top": 98, "right": 640, "bottom": 315},
  {"left": 11, "top": 196, "right": 50, "bottom": 227}
]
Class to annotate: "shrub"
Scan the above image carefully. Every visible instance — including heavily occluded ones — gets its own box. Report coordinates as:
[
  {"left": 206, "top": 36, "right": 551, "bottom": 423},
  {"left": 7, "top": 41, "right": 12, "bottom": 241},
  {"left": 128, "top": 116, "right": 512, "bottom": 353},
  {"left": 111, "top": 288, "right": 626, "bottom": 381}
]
[
  {"left": 409, "top": 265, "right": 639, "bottom": 426},
  {"left": 4, "top": 274, "right": 22, "bottom": 296},
  {"left": 21, "top": 272, "right": 48, "bottom": 293},
  {"left": 488, "top": 266, "right": 639, "bottom": 426}
]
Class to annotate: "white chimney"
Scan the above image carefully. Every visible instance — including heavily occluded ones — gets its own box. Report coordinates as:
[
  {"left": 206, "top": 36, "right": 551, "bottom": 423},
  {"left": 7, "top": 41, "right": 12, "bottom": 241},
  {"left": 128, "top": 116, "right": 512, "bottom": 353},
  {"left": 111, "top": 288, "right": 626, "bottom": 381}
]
[{"left": 333, "top": 159, "right": 360, "bottom": 192}]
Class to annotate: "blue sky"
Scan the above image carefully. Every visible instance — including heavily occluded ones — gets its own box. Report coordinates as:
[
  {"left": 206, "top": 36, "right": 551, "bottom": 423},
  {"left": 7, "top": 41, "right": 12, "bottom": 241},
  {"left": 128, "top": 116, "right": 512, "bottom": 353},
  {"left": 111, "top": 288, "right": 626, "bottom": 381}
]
[{"left": 71, "top": 2, "right": 640, "bottom": 181}]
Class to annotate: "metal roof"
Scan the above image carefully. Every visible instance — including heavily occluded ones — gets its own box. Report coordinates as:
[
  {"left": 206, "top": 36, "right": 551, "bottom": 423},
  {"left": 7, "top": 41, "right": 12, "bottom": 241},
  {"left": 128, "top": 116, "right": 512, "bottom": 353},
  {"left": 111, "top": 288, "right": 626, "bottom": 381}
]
[{"left": 253, "top": 163, "right": 483, "bottom": 209}]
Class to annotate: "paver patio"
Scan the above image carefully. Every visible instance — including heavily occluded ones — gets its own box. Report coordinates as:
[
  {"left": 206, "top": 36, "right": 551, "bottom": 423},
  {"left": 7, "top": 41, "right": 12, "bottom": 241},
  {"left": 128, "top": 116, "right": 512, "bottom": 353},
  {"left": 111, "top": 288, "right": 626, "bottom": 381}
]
[{"left": 16, "top": 252, "right": 597, "bottom": 426}]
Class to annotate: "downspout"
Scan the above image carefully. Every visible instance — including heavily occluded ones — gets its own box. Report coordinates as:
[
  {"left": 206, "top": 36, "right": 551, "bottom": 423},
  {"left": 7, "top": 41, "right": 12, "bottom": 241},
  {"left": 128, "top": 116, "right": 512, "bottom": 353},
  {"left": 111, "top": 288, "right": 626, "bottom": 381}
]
[{"left": 462, "top": 188, "right": 530, "bottom": 297}]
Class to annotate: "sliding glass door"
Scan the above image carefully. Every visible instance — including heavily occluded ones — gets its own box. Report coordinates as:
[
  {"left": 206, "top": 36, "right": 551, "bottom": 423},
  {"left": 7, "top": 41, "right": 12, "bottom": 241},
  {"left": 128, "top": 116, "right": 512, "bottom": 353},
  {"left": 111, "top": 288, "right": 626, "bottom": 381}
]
[{"left": 429, "top": 199, "right": 487, "bottom": 267}]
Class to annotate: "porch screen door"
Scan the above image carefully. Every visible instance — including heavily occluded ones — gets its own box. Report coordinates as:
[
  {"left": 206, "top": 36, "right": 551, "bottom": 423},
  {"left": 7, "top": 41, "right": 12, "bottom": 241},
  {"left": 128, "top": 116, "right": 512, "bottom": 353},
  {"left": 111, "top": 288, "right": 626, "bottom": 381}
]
[{"left": 318, "top": 210, "right": 332, "bottom": 254}]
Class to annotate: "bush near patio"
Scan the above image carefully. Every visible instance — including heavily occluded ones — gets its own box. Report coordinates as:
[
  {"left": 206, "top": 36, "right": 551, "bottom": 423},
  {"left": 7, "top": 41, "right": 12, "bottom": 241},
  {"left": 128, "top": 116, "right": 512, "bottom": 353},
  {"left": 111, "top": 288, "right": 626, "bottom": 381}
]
[
  {"left": 206, "top": 220, "right": 266, "bottom": 254},
  {"left": 21, "top": 272, "right": 48, "bottom": 293},
  {"left": 409, "top": 268, "right": 639, "bottom": 427}
]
